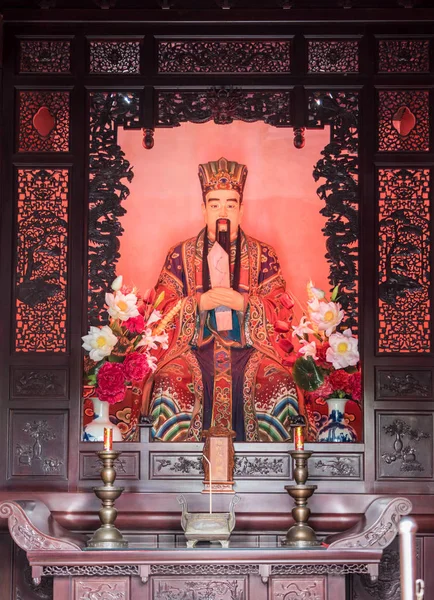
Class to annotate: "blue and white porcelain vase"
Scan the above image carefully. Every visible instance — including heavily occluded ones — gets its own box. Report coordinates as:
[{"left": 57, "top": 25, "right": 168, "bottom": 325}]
[
  {"left": 317, "top": 398, "right": 357, "bottom": 443},
  {"left": 83, "top": 397, "right": 123, "bottom": 442}
]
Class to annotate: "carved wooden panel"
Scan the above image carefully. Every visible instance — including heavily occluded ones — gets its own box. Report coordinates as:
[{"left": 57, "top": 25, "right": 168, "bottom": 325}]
[
  {"left": 9, "top": 410, "right": 68, "bottom": 479},
  {"left": 151, "top": 577, "right": 247, "bottom": 600},
  {"left": 308, "top": 453, "right": 363, "bottom": 480},
  {"left": 89, "top": 40, "right": 141, "bottom": 74},
  {"left": 377, "top": 39, "right": 430, "bottom": 73},
  {"left": 10, "top": 367, "right": 68, "bottom": 400},
  {"left": 19, "top": 39, "right": 71, "bottom": 73},
  {"left": 377, "top": 168, "right": 431, "bottom": 354},
  {"left": 376, "top": 368, "right": 432, "bottom": 400},
  {"left": 271, "top": 576, "right": 326, "bottom": 599},
  {"left": 376, "top": 412, "right": 433, "bottom": 479},
  {"left": 308, "top": 40, "right": 359, "bottom": 73},
  {"left": 150, "top": 452, "right": 290, "bottom": 479},
  {"left": 73, "top": 577, "right": 129, "bottom": 600},
  {"left": 15, "top": 168, "right": 69, "bottom": 353},
  {"left": 18, "top": 91, "right": 70, "bottom": 153},
  {"left": 80, "top": 451, "right": 140, "bottom": 480},
  {"left": 351, "top": 536, "right": 422, "bottom": 599},
  {"left": 158, "top": 40, "right": 291, "bottom": 73},
  {"left": 378, "top": 90, "right": 429, "bottom": 152}
]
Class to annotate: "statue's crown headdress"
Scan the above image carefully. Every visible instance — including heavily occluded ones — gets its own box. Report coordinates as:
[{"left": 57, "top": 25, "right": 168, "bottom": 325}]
[{"left": 198, "top": 157, "right": 248, "bottom": 202}]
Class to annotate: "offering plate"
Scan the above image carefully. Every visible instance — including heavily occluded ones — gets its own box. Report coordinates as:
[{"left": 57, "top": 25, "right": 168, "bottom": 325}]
[{"left": 177, "top": 494, "right": 240, "bottom": 548}]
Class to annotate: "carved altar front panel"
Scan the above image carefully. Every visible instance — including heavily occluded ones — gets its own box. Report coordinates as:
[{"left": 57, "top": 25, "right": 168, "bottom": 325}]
[
  {"left": 73, "top": 577, "right": 129, "bottom": 600},
  {"left": 270, "top": 576, "right": 326, "bottom": 600},
  {"left": 151, "top": 577, "right": 247, "bottom": 600}
]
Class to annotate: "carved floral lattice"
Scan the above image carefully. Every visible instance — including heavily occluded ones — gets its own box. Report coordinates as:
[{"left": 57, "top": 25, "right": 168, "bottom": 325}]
[
  {"left": 378, "top": 39, "right": 430, "bottom": 73},
  {"left": 308, "top": 91, "right": 359, "bottom": 331},
  {"left": 378, "top": 90, "right": 429, "bottom": 152},
  {"left": 88, "top": 92, "right": 140, "bottom": 325},
  {"left": 378, "top": 168, "right": 431, "bottom": 353},
  {"left": 15, "top": 169, "right": 69, "bottom": 352},
  {"left": 308, "top": 40, "right": 359, "bottom": 73},
  {"left": 89, "top": 40, "right": 141, "bottom": 74},
  {"left": 18, "top": 91, "right": 70, "bottom": 152},
  {"left": 158, "top": 88, "right": 291, "bottom": 127},
  {"left": 19, "top": 40, "right": 71, "bottom": 73},
  {"left": 158, "top": 40, "right": 291, "bottom": 73}
]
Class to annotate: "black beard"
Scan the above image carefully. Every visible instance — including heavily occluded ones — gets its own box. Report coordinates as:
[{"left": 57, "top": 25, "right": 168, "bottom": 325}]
[{"left": 216, "top": 218, "right": 231, "bottom": 255}]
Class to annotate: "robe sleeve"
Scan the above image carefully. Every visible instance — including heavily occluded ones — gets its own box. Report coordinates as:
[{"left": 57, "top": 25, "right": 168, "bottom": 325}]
[
  {"left": 137, "top": 243, "right": 198, "bottom": 416},
  {"left": 246, "top": 242, "right": 294, "bottom": 363}
]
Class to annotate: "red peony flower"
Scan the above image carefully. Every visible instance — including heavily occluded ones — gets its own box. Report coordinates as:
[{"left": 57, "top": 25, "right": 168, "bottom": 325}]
[
  {"left": 123, "top": 352, "right": 151, "bottom": 381},
  {"left": 124, "top": 315, "right": 145, "bottom": 333},
  {"left": 328, "top": 369, "right": 350, "bottom": 393},
  {"left": 96, "top": 362, "right": 126, "bottom": 404},
  {"left": 96, "top": 386, "right": 126, "bottom": 405},
  {"left": 348, "top": 371, "right": 362, "bottom": 402},
  {"left": 316, "top": 341, "right": 330, "bottom": 365},
  {"left": 307, "top": 378, "right": 334, "bottom": 401},
  {"left": 274, "top": 319, "right": 291, "bottom": 333},
  {"left": 279, "top": 337, "right": 294, "bottom": 354},
  {"left": 280, "top": 293, "right": 294, "bottom": 310}
]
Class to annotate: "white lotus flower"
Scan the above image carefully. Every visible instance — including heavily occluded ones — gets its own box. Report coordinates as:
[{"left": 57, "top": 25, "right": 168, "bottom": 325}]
[
  {"left": 308, "top": 299, "right": 344, "bottom": 337},
  {"left": 298, "top": 340, "right": 318, "bottom": 360},
  {"left": 82, "top": 325, "right": 118, "bottom": 362},
  {"left": 105, "top": 291, "right": 139, "bottom": 321},
  {"left": 326, "top": 329, "right": 359, "bottom": 369},
  {"left": 111, "top": 275, "right": 123, "bottom": 291},
  {"left": 136, "top": 328, "right": 169, "bottom": 351},
  {"left": 292, "top": 315, "right": 315, "bottom": 338}
]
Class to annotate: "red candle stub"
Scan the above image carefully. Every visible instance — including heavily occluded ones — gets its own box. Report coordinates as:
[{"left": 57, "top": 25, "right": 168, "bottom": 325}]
[
  {"left": 103, "top": 427, "right": 113, "bottom": 451},
  {"left": 295, "top": 426, "right": 304, "bottom": 450}
]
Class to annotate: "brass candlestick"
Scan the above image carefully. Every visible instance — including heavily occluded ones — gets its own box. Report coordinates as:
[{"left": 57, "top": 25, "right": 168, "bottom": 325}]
[
  {"left": 283, "top": 450, "right": 320, "bottom": 547},
  {"left": 87, "top": 450, "right": 128, "bottom": 548}
]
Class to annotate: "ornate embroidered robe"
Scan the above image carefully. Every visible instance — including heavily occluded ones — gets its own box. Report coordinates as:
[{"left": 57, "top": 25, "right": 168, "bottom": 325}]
[{"left": 143, "top": 229, "right": 299, "bottom": 441}]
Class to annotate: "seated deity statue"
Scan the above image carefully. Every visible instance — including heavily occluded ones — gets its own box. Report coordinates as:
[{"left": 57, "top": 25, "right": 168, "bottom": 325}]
[{"left": 140, "top": 157, "right": 301, "bottom": 442}]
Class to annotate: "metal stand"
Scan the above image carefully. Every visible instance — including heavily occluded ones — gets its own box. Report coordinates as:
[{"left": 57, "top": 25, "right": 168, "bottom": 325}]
[
  {"left": 87, "top": 450, "right": 128, "bottom": 548},
  {"left": 283, "top": 450, "right": 321, "bottom": 547}
]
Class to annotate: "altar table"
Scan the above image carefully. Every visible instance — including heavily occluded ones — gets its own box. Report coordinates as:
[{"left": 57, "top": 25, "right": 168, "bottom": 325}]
[{"left": 0, "top": 497, "right": 412, "bottom": 600}]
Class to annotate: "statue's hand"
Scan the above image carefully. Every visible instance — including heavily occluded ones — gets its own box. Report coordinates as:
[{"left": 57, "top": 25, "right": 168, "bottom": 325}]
[{"left": 202, "top": 287, "right": 245, "bottom": 312}]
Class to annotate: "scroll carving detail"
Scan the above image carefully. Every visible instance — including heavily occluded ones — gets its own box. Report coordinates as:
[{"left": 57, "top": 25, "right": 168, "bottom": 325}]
[{"left": 308, "top": 91, "right": 359, "bottom": 331}]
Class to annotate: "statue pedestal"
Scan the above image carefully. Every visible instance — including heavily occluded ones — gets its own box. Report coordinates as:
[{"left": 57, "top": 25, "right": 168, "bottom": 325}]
[{"left": 202, "top": 426, "right": 235, "bottom": 494}]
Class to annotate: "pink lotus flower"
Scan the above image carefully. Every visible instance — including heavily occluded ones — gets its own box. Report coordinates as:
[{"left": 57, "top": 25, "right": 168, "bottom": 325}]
[
  {"left": 326, "top": 329, "right": 359, "bottom": 369},
  {"left": 308, "top": 298, "right": 344, "bottom": 337}
]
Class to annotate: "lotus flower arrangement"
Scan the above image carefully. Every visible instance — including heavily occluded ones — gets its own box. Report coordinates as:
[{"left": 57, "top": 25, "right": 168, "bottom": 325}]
[
  {"left": 289, "top": 282, "right": 361, "bottom": 442},
  {"left": 82, "top": 276, "right": 171, "bottom": 406},
  {"left": 289, "top": 282, "right": 361, "bottom": 401}
]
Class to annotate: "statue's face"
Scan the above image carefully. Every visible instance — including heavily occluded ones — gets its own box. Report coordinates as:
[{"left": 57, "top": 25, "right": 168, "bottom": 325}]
[{"left": 202, "top": 189, "right": 243, "bottom": 241}]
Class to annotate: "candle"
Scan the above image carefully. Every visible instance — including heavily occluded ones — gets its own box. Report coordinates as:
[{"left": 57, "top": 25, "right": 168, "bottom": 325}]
[
  {"left": 103, "top": 427, "right": 113, "bottom": 451},
  {"left": 202, "top": 454, "right": 212, "bottom": 514},
  {"left": 295, "top": 426, "right": 304, "bottom": 450}
]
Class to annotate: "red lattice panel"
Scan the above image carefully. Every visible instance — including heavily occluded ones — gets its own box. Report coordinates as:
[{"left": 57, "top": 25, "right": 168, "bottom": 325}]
[
  {"left": 18, "top": 90, "right": 70, "bottom": 153},
  {"left": 378, "top": 90, "right": 429, "bottom": 152},
  {"left": 15, "top": 169, "right": 69, "bottom": 352},
  {"left": 378, "top": 168, "right": 431, "bottom": 353}
]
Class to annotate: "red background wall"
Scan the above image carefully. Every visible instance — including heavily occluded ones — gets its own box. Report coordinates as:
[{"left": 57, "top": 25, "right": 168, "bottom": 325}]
[{"left": 117, "top": 121, "right": 330, "bottom": 320}]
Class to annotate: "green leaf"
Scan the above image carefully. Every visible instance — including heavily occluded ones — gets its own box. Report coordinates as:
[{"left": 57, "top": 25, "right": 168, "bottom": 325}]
[
  {"left": 292, "top": 356, "right": 324, "bottom": 392},
  {"left": 331, "top": 285, "right": 339, "bottom": 301}
]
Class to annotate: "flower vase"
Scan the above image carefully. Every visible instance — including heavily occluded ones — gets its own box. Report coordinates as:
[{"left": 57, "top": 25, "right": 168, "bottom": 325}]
[
  {"left": 83, "top": 398, "right": 123, "bottom": 442},
  {"left": 317, "top": 398, "right": 357, "bottom": 443}
]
